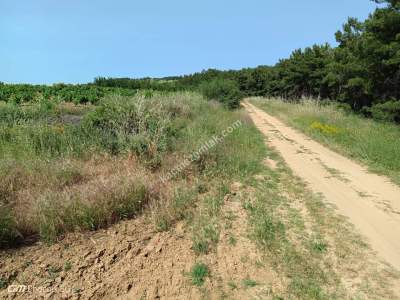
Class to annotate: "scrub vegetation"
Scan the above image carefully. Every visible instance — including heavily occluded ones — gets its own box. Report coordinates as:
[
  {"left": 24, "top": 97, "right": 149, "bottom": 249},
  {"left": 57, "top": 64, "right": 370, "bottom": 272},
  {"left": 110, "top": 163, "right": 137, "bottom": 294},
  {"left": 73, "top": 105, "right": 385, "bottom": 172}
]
[{"left": 0, "top": 91, "right": 265, "bottom": 247}]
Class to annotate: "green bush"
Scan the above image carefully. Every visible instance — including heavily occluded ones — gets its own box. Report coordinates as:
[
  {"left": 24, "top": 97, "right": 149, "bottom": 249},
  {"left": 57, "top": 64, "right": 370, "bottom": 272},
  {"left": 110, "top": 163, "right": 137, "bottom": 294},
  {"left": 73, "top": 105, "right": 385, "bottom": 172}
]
[
  {"left": 369, "top": 101, "right": 400, "bottom": 123},
  {"left": 0, "top": 92, "right": 199, "bottom": 162},
  {"left": 83, "top": 95, "right": 175, "bottom": 162},
  {"left": 200, "top": 78, "right": 242, "bottom": 109}
]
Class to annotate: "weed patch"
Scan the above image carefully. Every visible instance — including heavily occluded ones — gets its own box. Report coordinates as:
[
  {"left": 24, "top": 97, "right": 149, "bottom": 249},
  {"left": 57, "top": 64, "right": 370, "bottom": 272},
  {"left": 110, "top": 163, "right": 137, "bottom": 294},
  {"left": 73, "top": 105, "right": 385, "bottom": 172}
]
[{"left": 188, "top": 263, "right": 209, "bottom": 286}]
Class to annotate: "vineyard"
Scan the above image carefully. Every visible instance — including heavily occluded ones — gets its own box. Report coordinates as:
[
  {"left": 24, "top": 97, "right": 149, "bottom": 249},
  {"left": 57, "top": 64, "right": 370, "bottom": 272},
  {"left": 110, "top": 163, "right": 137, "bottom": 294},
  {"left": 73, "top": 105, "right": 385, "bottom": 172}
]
[{"left": 0, "top": 83, "right": 137, "bottom": 105}]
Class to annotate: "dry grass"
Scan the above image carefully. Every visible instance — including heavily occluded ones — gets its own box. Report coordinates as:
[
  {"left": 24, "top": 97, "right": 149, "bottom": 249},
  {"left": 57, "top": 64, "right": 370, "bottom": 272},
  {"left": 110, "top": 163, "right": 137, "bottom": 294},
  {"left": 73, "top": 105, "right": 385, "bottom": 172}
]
[
  {"left": 1, "top": 92, "right": 266, "bottom": 247},
  {"left": 0, "top": 92, "right": 203, "bottom": 246},
  {"left": 2, "top": 156, "right": 159, "bottom": 243}
]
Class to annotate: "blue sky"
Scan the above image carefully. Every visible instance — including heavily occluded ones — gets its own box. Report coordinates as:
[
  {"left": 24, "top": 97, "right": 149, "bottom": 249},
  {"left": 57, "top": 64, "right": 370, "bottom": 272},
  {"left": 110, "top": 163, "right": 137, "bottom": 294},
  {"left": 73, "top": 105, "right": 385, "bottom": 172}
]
[{"left": 1, "top": 0, "right": 378, "bottom": 84}]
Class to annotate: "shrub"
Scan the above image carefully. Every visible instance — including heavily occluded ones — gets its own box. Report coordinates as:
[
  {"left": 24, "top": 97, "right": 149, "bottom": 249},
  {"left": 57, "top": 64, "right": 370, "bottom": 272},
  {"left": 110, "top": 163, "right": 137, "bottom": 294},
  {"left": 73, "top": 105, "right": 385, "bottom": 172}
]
[
  {"left": 200, "top": 78, "right": 242, "bottom": 109},
  {"left": 369, "top": 101, "right": 400, "bottom": 123},
  {"left": 83, "top": 95, "right": 174, "bottom": 161}
]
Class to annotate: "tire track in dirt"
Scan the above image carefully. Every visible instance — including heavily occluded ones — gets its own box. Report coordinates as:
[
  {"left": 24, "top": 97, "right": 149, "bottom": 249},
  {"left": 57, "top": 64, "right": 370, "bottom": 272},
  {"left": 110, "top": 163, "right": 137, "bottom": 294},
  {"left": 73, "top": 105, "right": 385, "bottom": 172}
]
[{"left": 243, "top": 101, "right": 400, "bottom": 270}]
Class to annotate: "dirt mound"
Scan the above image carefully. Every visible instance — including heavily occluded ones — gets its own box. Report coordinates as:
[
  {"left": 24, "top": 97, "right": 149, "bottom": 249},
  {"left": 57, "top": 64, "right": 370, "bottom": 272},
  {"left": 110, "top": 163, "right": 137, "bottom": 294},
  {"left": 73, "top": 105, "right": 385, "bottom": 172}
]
[
  {"left": 0, "top": 181, "right": 286, "bottom": 299},
  {"left": 0, "top": 216, "right": 200, "bottom": 299}
]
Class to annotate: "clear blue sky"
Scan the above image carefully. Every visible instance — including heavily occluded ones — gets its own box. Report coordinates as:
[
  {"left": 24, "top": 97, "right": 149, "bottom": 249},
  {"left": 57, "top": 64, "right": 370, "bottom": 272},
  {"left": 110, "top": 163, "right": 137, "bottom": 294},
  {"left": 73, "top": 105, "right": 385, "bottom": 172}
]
[{"left": 1, "top": 0, "right": 378, "bottom": 84}]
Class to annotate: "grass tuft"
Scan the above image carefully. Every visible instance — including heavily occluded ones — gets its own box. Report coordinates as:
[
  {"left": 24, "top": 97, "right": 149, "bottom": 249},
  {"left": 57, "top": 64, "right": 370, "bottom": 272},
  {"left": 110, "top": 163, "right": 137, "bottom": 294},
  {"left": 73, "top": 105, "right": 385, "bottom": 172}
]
[{"left": 188, "top": 263, "right": 209, "bottom": 286}]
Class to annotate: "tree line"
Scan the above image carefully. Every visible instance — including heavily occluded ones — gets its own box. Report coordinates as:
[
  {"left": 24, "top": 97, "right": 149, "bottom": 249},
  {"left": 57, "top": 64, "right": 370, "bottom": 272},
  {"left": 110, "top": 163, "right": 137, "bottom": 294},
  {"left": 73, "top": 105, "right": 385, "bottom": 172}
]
[
  {"left": 1, "top": 0, "right": 398, "bottom": 121},
  {"left": 94, "top": 0, "right": 399, "bottom": 121}
]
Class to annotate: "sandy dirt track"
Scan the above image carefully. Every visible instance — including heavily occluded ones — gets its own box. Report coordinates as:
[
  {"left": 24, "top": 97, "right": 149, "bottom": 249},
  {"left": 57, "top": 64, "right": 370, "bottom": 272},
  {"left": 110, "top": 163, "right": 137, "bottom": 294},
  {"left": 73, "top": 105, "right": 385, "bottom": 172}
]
[{"left": 243, "top": 101, "right": 400, "bottom": 270}]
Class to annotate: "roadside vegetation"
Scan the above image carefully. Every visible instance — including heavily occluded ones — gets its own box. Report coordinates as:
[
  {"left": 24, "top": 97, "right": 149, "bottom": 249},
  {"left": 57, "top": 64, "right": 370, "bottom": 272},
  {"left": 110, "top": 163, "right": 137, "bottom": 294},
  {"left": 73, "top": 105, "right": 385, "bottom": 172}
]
[
  {"left": 0, "top": 91, "right": 265, "bottom": 247},
  {"left": 171, "top": 127, "right": 399, "bottom": 298},
  {"left": 238, "top": 149, "right": 399, "bottom": 299},
  {"left": 249, "top": 98, "right": 400, "bottom": 185}
]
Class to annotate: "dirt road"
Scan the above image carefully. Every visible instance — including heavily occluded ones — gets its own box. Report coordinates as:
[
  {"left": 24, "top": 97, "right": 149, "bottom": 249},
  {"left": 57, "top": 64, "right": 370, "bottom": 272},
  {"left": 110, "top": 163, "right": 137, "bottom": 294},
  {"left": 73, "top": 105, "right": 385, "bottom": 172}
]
[{"left": 243, "top": 101, "right": 400, "bottom": 270}]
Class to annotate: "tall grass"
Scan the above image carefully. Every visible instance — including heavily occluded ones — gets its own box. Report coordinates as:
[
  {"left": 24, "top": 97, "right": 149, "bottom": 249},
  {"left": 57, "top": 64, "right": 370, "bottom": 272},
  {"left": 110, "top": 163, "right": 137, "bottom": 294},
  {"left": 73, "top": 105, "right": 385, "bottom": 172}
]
[
  {"left": 149, "top": 100, "right": 267, "bottom": 234},
  {"left": 0, "top": 92, "right": 200, "bottom": 245},
  {"left": 250, "top": 98, "right": 400, "bottom": 185},
  {"left": 0, "top": 91, "right": 266, "bottom": 247}
]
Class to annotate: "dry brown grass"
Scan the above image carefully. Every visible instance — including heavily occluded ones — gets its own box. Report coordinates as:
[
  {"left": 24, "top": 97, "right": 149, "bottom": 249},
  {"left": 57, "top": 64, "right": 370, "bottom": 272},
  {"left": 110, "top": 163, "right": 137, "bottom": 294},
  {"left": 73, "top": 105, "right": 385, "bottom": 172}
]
[
  {"left": 1, "top": 155, "right": 172, "bottom": 243},
  {"left": 1, "top": 144, "right": 210, "bottom": 245}
]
